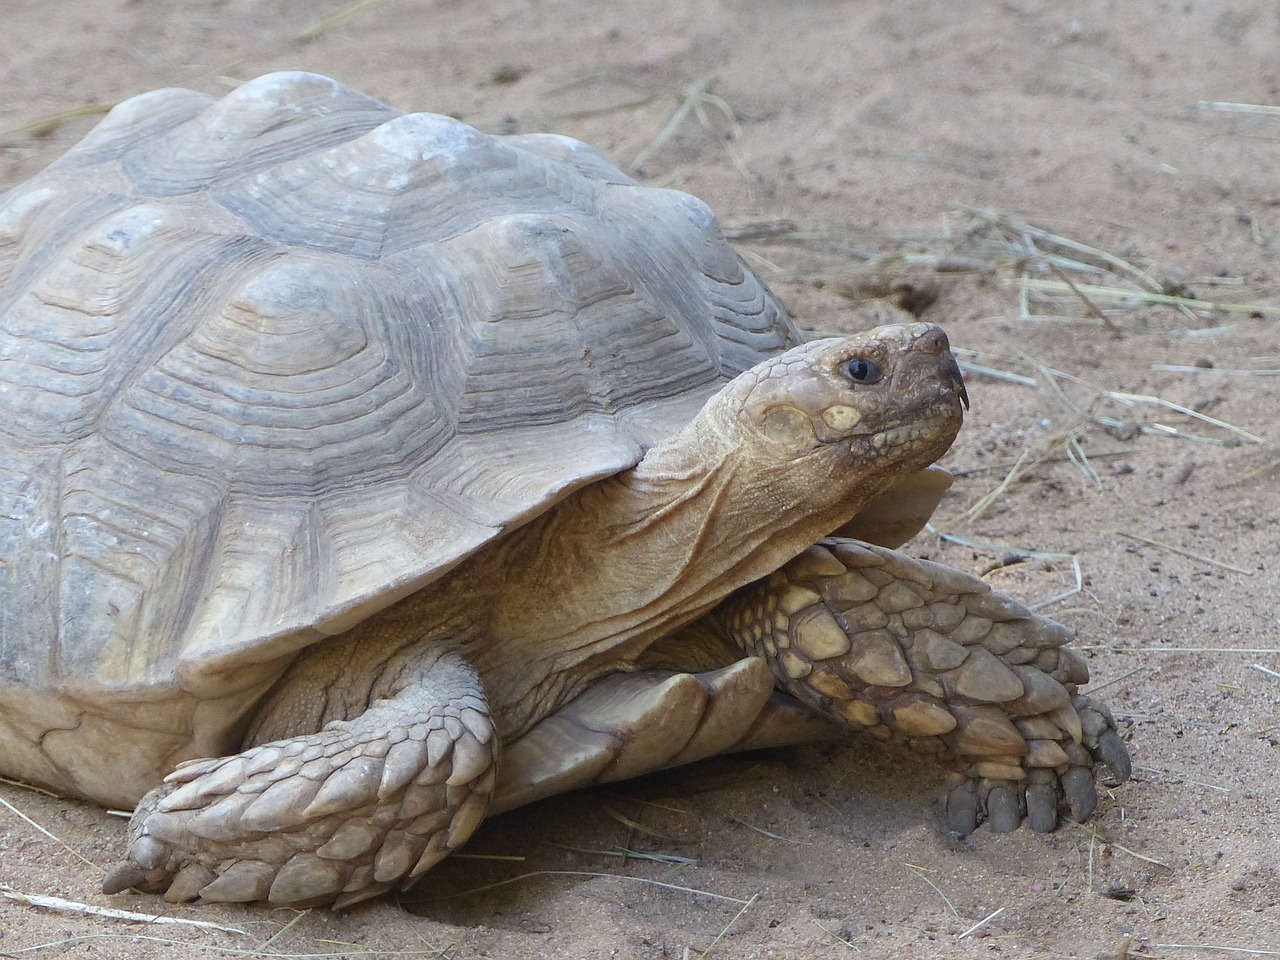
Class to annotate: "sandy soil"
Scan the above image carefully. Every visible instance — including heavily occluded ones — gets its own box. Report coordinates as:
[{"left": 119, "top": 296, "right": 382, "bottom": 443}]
[{"left": 1, "top": 1, "right": 1277, "bottom": 958}]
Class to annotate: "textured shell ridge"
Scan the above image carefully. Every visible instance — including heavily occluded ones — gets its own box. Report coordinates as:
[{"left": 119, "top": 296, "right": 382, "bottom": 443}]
[
  {"left": 123, "top": 72, "right": 399, "bottom": 197},
  {"left": 47, "top": 88, "right": 216, "bottom": 174},
  {"left": 503, "top": 132, "right": 641, "bottom": 186},
  {"left": 208, "top": 111, "right": 604, "bottom": 261},
  {"left": 0, "top": 449, "right": 61, "bottom": 684}
]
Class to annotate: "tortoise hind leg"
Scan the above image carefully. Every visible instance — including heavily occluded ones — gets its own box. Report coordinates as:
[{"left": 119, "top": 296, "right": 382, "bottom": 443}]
[
  {"left": 492, "top": 657, "right": 839, "bottom": 814},
  {"left": 715, "top": 538, "right": 1131, "bottom": 836},
  {"left": 103, "top": 654, "right": 497, "bottom": 908}
]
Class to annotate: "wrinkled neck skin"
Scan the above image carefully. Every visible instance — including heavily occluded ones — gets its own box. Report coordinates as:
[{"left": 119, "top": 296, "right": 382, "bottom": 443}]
[{"left": 472, "top": 396, "right": 893, "bottom": 734}]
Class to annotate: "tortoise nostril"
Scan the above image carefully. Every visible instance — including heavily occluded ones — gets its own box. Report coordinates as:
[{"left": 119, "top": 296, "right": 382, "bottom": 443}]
[{"left": 914, "top": 324, "right": 949, "bottom": 356}]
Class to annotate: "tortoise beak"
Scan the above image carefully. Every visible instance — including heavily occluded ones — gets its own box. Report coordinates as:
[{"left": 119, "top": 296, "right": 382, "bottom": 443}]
[
  {"left": 909, "top": 321, "right": 967, "bottom": 413},
  {"left": 939, "top": 345, "right": 969, "bottom": 412}
]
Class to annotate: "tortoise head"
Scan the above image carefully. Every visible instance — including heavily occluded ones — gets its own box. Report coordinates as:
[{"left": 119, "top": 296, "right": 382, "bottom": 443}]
[{"left": 716, "top": 322, "right": 968, "bottom": 488}]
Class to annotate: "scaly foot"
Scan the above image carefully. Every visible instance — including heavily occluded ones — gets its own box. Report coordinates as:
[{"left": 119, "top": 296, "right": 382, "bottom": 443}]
[
  {"left": 717, "top": 538, "right": 1131, "bottom": 834},
  {"left": 103, "top": 656, "right": 497, "bottom": 908}
]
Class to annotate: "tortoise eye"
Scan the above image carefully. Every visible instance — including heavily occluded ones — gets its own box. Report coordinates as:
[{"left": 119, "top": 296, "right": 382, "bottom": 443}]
[{"left": 844, "top": 357, "right": 883, "bottom": 384}]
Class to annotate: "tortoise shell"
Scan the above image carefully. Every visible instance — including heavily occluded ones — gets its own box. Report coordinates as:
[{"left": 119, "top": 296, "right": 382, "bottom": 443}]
[{"left": 0, "top": 72, "right": 796, "bottom": 701}]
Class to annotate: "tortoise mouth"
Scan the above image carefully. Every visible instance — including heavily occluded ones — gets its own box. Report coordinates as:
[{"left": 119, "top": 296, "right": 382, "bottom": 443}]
[
  {"left": 847, "top": 404, "right": 963, "bottom": 469},
  {"left": 853, "top": 351, "right": 969, "bottom": 464}
]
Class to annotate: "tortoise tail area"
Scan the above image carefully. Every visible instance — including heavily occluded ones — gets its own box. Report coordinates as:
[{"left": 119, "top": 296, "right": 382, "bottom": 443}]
[{"left": 0, "top": 682, "right": 253, "bottom": 810}]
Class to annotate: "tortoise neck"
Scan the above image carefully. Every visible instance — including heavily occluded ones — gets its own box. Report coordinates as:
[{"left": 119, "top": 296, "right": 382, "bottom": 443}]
[
  {"left": 480, "top": 400, "right": 873, "bottom": 725},
  {"left": 603, "top": 408, "right": 868, "bottom": 620}
]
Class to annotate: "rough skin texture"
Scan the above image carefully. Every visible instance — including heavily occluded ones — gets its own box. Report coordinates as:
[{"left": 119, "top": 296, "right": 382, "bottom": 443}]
[
  {"left": 104, "top": 657, "right": 498, "bottom": 909},
  {"left": 715, "top": 539, "right": 1131, "bottom": 834}
]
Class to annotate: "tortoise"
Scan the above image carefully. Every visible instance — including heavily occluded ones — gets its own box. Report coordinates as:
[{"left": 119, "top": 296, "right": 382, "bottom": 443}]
[{"left": 0, "top": 73, "right": 1129, "bottom": 909}]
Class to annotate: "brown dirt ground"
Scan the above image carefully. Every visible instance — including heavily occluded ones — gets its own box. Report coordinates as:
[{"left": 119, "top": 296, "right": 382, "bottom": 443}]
[{"left": 1, "top": 1, "right": 1278, "bottom": 958}]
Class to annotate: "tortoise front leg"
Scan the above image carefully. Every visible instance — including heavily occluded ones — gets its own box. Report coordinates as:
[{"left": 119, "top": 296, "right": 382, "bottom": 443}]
[
  {"left": 102, "top": 655, "right": 498, "bottom": 908},
  {"left": 715, "top": 539, "right": 1131, "bottom": 835}
]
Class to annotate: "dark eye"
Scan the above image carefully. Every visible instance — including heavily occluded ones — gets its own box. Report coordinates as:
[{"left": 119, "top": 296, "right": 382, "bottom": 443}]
[{"left": 844, "top": 357, "right": 883, "bottom": 384}]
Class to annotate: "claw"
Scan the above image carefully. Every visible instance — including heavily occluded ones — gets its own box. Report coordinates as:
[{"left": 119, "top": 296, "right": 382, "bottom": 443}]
[
  {"left": 1025, "top": 780, "right": 1058, "bottom": 834},
  {"left": 1079, "top": 707, "right": 1110, "bottom": 741},
  {"left": 198, "top": 861, "right": 276, "bottom": 903},
  {"left": 945, "top": 779, "right": 979, "bottom": 836},
  {"left": 1073, "top": 694, "right": 1132, "bottom": 783},
  {"left": 986, "top": 784, "right": 1022, "bottom": 833},
  {"left": 163, "top": 864, "right": 217, "bottom": 903},
  {"left": 1061, "top": 767, "right": 1098, "bottom": 822},
  {"left": 101, "top": 862, "right": 152, "bottom": 896},
  {"left": 1097, "top": 729, "right": 1132, "bottom": 782},
  {"left": 333, "top": 881, "right": 397, "bottom": 910},
  {"left": 1076, "top": 694, "right": 1117, "bottom": 728}
]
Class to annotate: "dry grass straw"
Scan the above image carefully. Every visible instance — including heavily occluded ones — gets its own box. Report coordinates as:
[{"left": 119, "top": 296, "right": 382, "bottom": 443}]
[
  {"left": 1235, "top": 453, "right": 1280, "bottom": 485},
  {"left": 0, "top": 885, "right": 247, "bottom": 935},
  {"left": 690, "top": 892, "right": 758, "bottom": 959},
  {"left": 904, "top": 863, "right": 960, "bottom": 917},
  {"left": 600, "top": 800, "right": 676, "bottom": 839},
  {"left": 1154, "top": 364, "right": 1280, "bottom": 375},
  {"left": 728, "top": 815, "right": 809, "bottom": 845},
  {"left": 1196, "top": 100, "right": 1280, "bottom": 117},
  {"left": 723, "top": 219, "right": 996, "bottom": 275},
  {"left": 822, "top": 205, "right": 1277, "bottom": 593},
  {"left": 1133, "top": 764, "right": 1229, "bottom": 793},
  {"left": 1103, "top": 390, "right": 1265, "bottom": 444},
  {"left": 0, "top": 933, "right": 450, "bottom": 958},
  {"left": 525, "top": 75, "right": 662, "bottom": 127},
  {"left": 1014, "top": 276, "right": 1280, "bottom": 318},
  {"left": 812, "top": 920, "right": 860, "bottom": 950},
  {"left": 630, "top": 75, "right": 747, "bottom": 177},
  {"left": 925, "top": 351, "right": 1098, "bottom": 602},
  {"left": 436, "top": 869, "right": 752, "bottom": 905},
  {"left": 956, "top": 341, "right": 1265, "bottom": 452},
  {"left": 929, "top": 528, "right": 1084, "bottom": 610},
  {"left": 1117, "top": 531, "right": 1254, "bottom": 575},
  {"left": 1157, "top": 944, "right": 1280, "bottom": 957},
  {"left": 0, "top": 795, "right": 101, "bottom": 871},
  {"left": 2, "top": 104, "right": 119, "bottom": 141},
  {"left": 958, "top": 208, "right": 1183, "bottom": 323},
  {"left": 943, "top": 344, "right": 1265, "bottom": 579},
  {"left": 0, "top": 775, "right": 60, "bottom": 798},
  {"left": 1085, "top": 646, "right": 1280, "bottom": 654},
  {"left": 957, "top": 906, "right": 1005, "bottom": 940},
  {"left": 295, "top": 0, "right": 389, "bottom": 42},
  {"left": 888, "top": 211, "right": 1274, "bottom": 614},
  {"left": 545, "top": 841, "right": 696, "bottom": 865},
  {"left": 959, "top": 207, "right": 1280, "bottom": 326},
  {"left": 449, "top": 851, "right": 525, "bottom": 862},
  {"left": 1068, "top": 821, "right": 1170, "bottom": 873}
]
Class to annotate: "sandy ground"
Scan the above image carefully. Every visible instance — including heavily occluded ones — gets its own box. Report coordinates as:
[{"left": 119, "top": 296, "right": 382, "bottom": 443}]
[{"left": 1, "top": 1, "right": 1278, "bottom": 958}]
